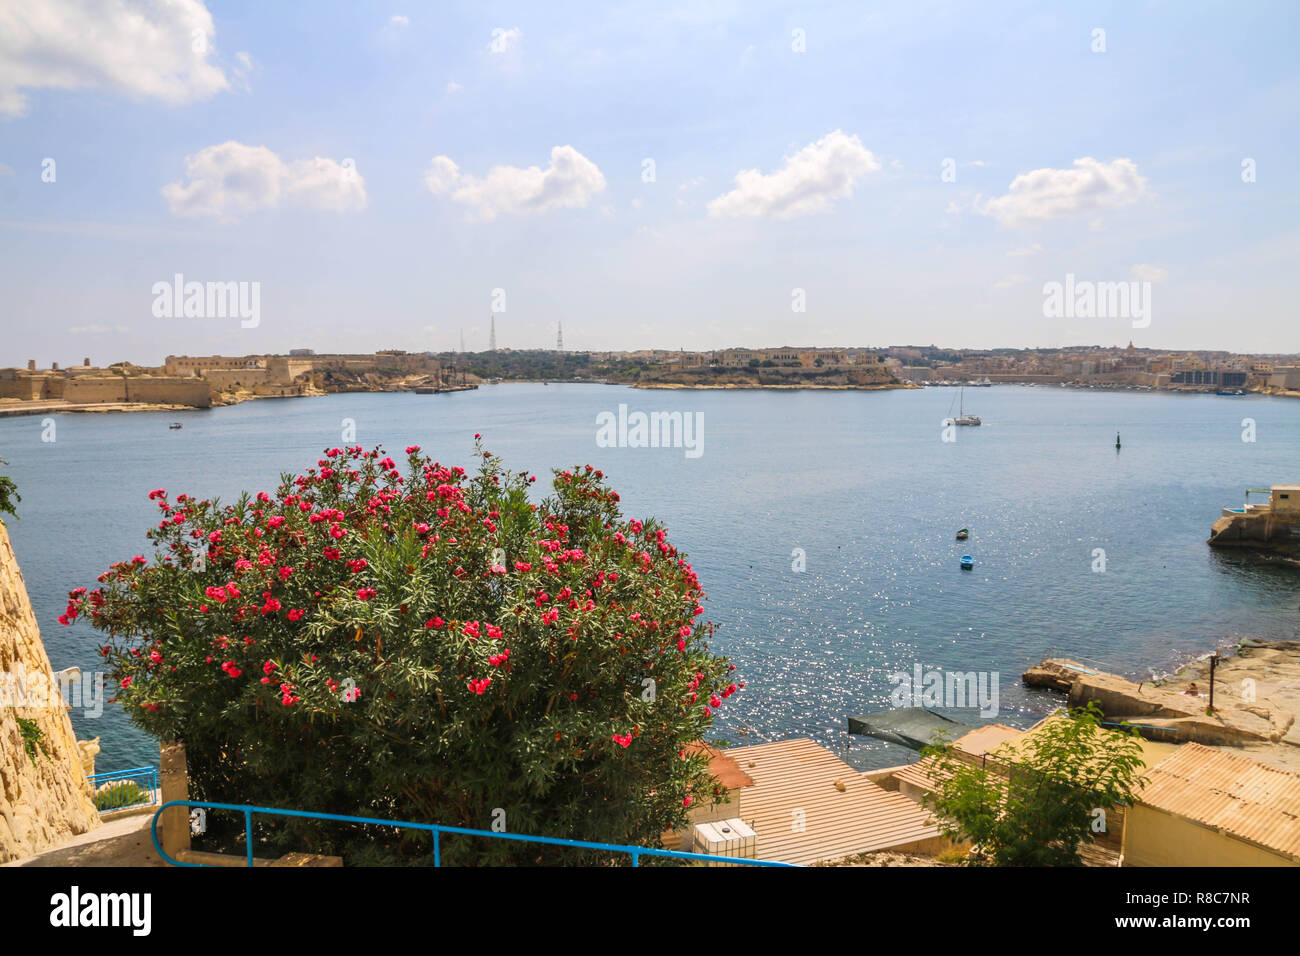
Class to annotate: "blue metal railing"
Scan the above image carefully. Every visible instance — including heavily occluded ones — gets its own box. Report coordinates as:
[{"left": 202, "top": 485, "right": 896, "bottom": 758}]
[
  {"left": 88, "top": 766, "right": 159, "bottom": 813},
  {"left": 150, "top": 800, "right": 794, "bottom": 868}
]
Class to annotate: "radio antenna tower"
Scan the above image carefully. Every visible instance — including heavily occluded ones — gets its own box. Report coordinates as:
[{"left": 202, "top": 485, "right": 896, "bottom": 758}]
[
  {"left": 489, "top": 314, "right": 496, "bottom": 352},
  {"left": 556, "top": 321, "right": 564, "bottom": 352}
]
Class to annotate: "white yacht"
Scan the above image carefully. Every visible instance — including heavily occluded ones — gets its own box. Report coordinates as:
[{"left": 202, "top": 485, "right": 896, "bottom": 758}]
[{"left": 944, "top": 387, "right": 981, "bottom": 426}]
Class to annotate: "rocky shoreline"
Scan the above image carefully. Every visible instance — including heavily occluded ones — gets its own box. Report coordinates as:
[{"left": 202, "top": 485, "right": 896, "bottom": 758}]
[
  {"left": 1024, "top": 639, "right": 1300, "bottom": 771},
  {"left": 0, "top": 400, "right": 201, "bottom": 418}
]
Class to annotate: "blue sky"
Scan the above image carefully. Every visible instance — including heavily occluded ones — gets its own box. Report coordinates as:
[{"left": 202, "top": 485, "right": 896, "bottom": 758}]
[{"left": 1, "top": 0, "right": 1297, "bottom": 366}]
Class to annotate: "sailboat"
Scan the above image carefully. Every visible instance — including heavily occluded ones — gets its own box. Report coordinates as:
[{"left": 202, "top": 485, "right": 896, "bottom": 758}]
[{"left": 945, "top": 387, "right": 981, "bottom": 426}]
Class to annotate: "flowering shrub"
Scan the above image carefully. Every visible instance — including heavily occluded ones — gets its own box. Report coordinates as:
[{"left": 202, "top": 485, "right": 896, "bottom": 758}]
[{"left": 65, "top": 441, "right": 740, "bottom": 864}]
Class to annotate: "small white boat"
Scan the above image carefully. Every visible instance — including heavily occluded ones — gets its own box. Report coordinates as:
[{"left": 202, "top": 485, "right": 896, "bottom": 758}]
[{"left": 944, "top": 387, "right": 981, "bottom": 426}]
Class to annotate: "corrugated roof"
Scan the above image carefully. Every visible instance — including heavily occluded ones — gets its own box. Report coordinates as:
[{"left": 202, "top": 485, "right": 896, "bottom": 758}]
[
  {"left": 953, "top": 723, "right": 1024, "bottom": 756},
  {"left": 722, "top": 739, "right": 942, "bottom": 865},
  {"left": 685, "top": 741, "right": 755, "bottom": 790},
  {"left": 890, "top": 725, "right": 1023, "bottom": 794},
  {"left": 1137, "top": 743, "right": 1300, "bottom": 860}
]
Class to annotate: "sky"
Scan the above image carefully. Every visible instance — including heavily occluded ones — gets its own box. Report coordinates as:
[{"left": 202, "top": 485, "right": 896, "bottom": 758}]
[{"left": 0, "top": 0, "right": 1297, "bottom": 367}]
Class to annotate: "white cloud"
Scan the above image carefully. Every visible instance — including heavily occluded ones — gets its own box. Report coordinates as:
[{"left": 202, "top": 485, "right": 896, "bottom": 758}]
[
  {"left": 1131, "top": 263, "right": 1167, "bottom": 283},
  {"left": 489, "top": 27, "right": 522, "bottom": 54},
  {"left": 390, "top": 15, "right": 409, "bottom": 27},
  {"left": 0, "top": 161, "right": 12, "bottom": 176},
  {"left": 445, "top": 80, "right": 463, "bottom": 94},
  {"left": 68, "top": 324, "right": 128, "bottom": 334},
  {"left": 0, "top": 0, "right": 230, "bottom": 118},
  {"left": 162, "top": 142, "right": 366, "bottom": 221},
  {"left": 1006, "top": 243, "right": 1043, "bottom": 257},
  {"left": 423, "top": 145, "right": 606, "bottom": 221},
  {"left": 993, "top": 274, "right": 1030, "bottom": 290},
  {"left": 230, "top": 51, "right": 254, "bottom": 92},
  {"left": 977, "top": 157, "right": 1149, "bottom": 227},
  {"left": 707, "top": 130, "right": 880, "bottom": 220}
]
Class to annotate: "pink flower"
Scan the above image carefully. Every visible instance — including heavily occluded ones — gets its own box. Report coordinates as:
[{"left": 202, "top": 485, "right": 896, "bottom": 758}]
[
  {"left": 287, "top": 608, "right": 305, "bottom": 621},
  {"left": 356, "top": 587, "right": 377, "bottom": 601},
  {"left": 425, "top": 616, "right": 444, "bottom": 629},
  {"left": 120, "top": 676, "right": 133, "bottom": 688},
  {"left": 268, "top": 515, "right": 285, "bottom": 529}
]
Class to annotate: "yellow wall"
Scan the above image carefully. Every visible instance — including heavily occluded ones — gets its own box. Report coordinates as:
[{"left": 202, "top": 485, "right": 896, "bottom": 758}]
[
  {"left": 1271, "top": 487, "right": 1300, "bottom": 519},
  {"left": 1122, "top": 805, "right": 1298, "bottom": 867}
]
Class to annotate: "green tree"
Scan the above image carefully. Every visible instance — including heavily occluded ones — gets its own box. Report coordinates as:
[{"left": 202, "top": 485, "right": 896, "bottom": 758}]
[
  {"left": 920, "top": 703, "right": 1146, "bottom": 866},
  {"left": 65, "top": 441, "right": 740, "bottom": 864}
]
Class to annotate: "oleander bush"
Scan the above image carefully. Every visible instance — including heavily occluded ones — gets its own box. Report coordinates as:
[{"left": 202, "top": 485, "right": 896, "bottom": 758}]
[{"left": 64, "top": 440, "right": 740, "bottom": 864}]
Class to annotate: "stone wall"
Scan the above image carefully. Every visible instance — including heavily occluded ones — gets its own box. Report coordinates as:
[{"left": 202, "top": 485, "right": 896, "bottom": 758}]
[
  {"left": 0, "top": 374, "right": 65, "bottom": 400},
  {"left": 62, "top": 376, "right": 213, "bottom": 408},
  {"left": 0, "top": 520, "right": 101, "bottom": 863},
  {"left": 198, "top": 368, "right": 272, "bottom": 390}
]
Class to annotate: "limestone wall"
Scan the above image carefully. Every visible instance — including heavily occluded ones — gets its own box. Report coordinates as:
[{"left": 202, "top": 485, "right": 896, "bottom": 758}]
[
  {"left": 0, "top": 520, "right": 101, "bottom": 863},
  {"left": 62, "top": 376, "right": 213, "bottom": 408},
  {"left": 198, "top": 368, "right": 271, "bottom": 390},
  {"left": 0, "top": 375, "right": 64, "bottom": 400}
]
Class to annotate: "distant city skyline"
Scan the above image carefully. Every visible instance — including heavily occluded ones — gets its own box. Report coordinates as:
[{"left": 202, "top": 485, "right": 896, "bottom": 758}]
[
  {"left": 2, "top": 1, "right": 1298, "bottom": 365},
  {"left": 10, "top": 338, "right": 1300, "bottom": 374}
]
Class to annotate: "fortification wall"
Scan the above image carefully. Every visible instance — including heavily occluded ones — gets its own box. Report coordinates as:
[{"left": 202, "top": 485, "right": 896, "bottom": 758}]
[
  {"left": 200, "top": 368, "right": 271, "bottom": 390},
  {"left": 63, "top": 377, "right": 212, "bottom": 408}
]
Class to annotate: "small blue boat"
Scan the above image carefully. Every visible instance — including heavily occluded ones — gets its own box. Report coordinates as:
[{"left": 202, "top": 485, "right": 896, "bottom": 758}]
[{"left": 960, "top": 554, "right": 974, "bottom": 570}]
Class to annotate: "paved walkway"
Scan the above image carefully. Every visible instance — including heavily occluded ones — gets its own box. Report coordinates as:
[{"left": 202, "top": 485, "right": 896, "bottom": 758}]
[{"left": 3, "top": 811, "right": 167, "bottom": 867}]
